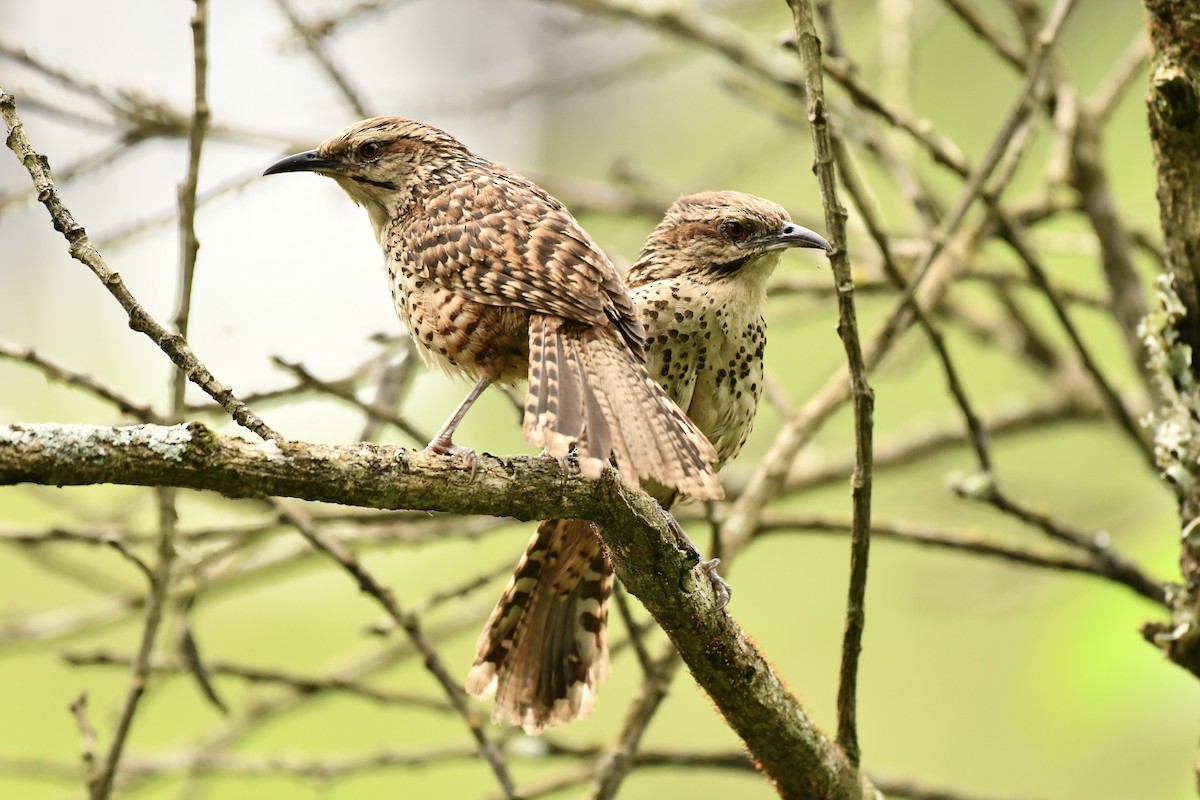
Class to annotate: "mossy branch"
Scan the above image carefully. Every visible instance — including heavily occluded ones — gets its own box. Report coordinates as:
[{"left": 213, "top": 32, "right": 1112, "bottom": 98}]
[{"left": 0, "top": 421, "right": 875, "bottom": 800}]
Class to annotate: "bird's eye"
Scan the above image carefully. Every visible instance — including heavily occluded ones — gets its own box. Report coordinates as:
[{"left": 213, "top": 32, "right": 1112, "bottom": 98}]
[
  {"left": 722, "top": 220, "right": 748, "bottom": 241},
  {"left": 358, "top": 141, "right": 383, "bottom": 160}
]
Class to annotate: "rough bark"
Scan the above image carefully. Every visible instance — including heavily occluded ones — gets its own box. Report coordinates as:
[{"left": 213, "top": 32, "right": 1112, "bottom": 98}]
[
  {"left": 1141, "top": 0, "right": 1200, "bottom": 676},
  {"left": 0, "top": 422, "right": 876, "bottom": 800}
]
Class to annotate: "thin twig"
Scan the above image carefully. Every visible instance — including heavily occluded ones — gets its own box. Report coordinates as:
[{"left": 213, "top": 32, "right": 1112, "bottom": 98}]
[
  {"left": 304, "top": 0, "right": 418, "bottom": 41},
  {"left": 787, "top": 0, "right": 876, "bottom": 765},
  {"left": 271, "top": 356, "right": 430, "bottom": 445},
  {"left": 357, "top": 340, "right": 422, "bottom": 442},
  {"left": 950, "top": 480, "right": 1168, "bottom": 605},
  {"left": 587, "top": 645, "right": 683, "bottom": 800},
  {"left": 124, "top": 614, "right": 488, "bottom": 796},
  {"left": 833, "top": 138, "right": 992, "bottom": 473},
  {"left": 0, "top": 88, "right": 281, "bottom": 443},
  {"left": 611, "top": 582, "right": 654, "bottom": 675},
  {"left": 68, "top": 694, "right": 97, "bottom": 777},
  {"left": 62, "top": 649, "right": 452, "bottom": 712},
  {"left": 994, "top": 215, "right": 1154, "bottom": 467},
  {"left": 271, "top": 0, "right": 370, "bottom": 117},
  {"left": 1088, "top": 33, "right": 1148, "bottom": 123},
  {"left": 265, "top": 500, "right": 516, "bottom": 796},
  {"left": 86, "top": 8, "right": 209, "bottom": 796},
  {"left": 87, "top": 488, "right": 180, "bottom": 800},
  {"left": 937, "top": 0, "right": 1024, "bottom": 69},
  {"left": 0, "top": 342, "right": 163, "bottom": 422},
  {"left": 171, "top": 2, "right": 210, "bottom": 413},
  {"left": 0, "top": 141, "right": 127, "bottom": 213},
  {"left": 752, "top": 513, "right": 1167, "bottom": 600}
]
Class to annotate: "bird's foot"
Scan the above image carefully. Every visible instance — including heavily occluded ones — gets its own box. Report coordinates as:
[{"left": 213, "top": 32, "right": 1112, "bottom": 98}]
[
  {"left": 699, "top": 558, "right": 732, "bottom": 609},
  {"left": 424, "top": 435, "right": 479, "bottom": 480},
  {"left": 664, "top": 511, "right": 732, "bottom": 608}
]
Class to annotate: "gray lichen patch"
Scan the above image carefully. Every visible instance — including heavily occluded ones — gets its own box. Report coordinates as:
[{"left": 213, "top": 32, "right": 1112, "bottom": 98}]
[
  {"left": 144, "top": 424, "right": 192, "bottom": 462},
  {"left": 256, "top": 439, "right": 286, "bottom": 461},
  {"left": 1140, "top": 274, "right": 1200, "bottom": 495},
  {"left": 0, "top": 425, "right": 35, "bottom": 447},
  {"left": 0, "top": 423, "right": 193, "bottom": 463}
]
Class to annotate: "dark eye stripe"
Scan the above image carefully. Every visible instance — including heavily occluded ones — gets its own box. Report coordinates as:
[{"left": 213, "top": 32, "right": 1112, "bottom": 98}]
[
  {"left": 709, "top": 255, "right": 751, "bottom": 276},
  {"left": 352, "top": 176, "right": 397, "bottom": 190}
]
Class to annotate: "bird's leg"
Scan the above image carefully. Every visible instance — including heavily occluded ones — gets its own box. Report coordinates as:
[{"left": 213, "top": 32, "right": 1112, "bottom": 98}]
[
  {"left": 663, "top": 511, "right": 700, "bottom": 563},
  {"left": 664, "top": 511, "right": 732, "bottom": 609},
  {"left": 425, "top": 377, "right": 491, "bottom": 473}
]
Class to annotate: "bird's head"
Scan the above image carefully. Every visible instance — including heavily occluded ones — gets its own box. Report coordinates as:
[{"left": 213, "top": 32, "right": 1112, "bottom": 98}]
[
  {"left": 626, "top": 191, "right": 831, "bottom": 289},
  {"left": 264, "top": 116, "right": 471, "bottom": 236}
]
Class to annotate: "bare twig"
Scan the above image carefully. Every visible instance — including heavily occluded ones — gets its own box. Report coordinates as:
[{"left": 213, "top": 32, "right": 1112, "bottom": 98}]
[
  {"left": 587, "top": 645, "right": 683, "bottom": 800},
  {"left": 271, "top": 357, "right": 430, "bottom": 445},
  {"left": 265, "top": 500, "right": 516, "bottom": 795},
  {"left": 612, "top": 582, "right": 654, "bottom": 675},
  {"left": 0, "top": 87, "right": 281, "bottom": 443},
  {"left": 950, "top": 479, "right": 1167, "bottom": 605},
  {"left": 786, "top": 0, "right": 875, "bottom": 767},
  {"left": 68, "top": 694, "right": 97, "bottom": 777},
  {"left": 1089, "top": 33, "right": 1148, "bottom": 123},
  {"left": 833, "top": 139, "right": 992, "bottom": 473},
  {"left": 753, "top": 512, "right": 1167, "bottom": 600},
  {"left": 271, "top": 0, "right": 370, "bottom": 117},
  {"left": 62, "top": 649, "right": 452, "bottom": 712},
  {"left": 937, "top": 0, "right": 1024, "bottom": 69},
  {"left": 86, "top": 8, "right": 210, "bottom": 796},
  {"left": 0, "top": 341, "right": 163, "bottom": 422},
  {"left": 87, "top": 487, "right": 180, "bottom": 800}
]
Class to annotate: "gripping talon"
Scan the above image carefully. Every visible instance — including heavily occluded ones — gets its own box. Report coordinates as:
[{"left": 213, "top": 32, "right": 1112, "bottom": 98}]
[
  {"left": 700, "top": 558, "right": 732, "bottom": 609},
  {"left": 424, "top": 437, "right": 479, "bottom": 479},
  {"left": 664, "top": 512, "right": 732, "bottom": 607}
]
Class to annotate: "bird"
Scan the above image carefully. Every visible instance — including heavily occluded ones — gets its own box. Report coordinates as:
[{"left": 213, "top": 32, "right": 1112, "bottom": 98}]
[
  {"left": 466, "top": 191, "right": 833, "bottom": 733},
  {"left": 264, "top": 116, "right": 722, "bottom": 500}
]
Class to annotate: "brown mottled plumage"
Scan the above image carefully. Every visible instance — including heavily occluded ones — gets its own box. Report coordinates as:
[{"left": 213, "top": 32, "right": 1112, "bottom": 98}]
[
  {"left": 467, "top": 191, "right": 832, "bottom": 733},
  {"left": 264, "top": 116, "right": 721, "bottom": 498}
]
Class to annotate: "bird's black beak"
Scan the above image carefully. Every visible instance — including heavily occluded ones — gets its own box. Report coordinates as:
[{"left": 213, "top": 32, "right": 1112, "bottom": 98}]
[
  {"left": 263, "top": 149, "right": 341, "bottom": 177},
  {"left": 767, "top": 222, "right": 833, "bottom": 253}
]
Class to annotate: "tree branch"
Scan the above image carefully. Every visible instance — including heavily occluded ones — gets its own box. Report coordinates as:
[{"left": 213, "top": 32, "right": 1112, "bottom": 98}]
[
  {"left": 0, "top": 87, "right": 280, "bottom": 444},
  {"left": 0, "top": 421, "right": 876, "bottom": 799},
  {"left": 1141, "top": 0, "right": 1200, "bottom": 681},
  {"left": 786, "top": 0, "right": 876, "bottom": 767}
]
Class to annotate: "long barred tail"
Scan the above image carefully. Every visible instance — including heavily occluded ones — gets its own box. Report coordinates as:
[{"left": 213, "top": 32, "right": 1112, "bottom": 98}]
[
  {"left": 524, "top": 313, "right": 722, "bottom": 500},
  {"left": 466, "top": 519, "right": 614, "bottom": 734}
]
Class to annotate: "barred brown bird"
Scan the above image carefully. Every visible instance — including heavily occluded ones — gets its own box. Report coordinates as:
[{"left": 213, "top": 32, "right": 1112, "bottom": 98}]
[
  {"left": 467, "top": 191, "right": 832, "bottom": 733},
  {"left": 264, "top": 117, "right": 721, "bottom": 499}
]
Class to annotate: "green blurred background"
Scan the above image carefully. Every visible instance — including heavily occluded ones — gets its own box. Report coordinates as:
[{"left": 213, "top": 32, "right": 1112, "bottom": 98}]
[{"left": 0, "top": 1, "right": 1194, "bottom": 798}]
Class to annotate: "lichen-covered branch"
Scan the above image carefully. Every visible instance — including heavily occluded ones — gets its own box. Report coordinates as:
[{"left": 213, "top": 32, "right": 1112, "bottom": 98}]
[
  {"left": 1143, "top": 0, "right": 1200, "bottom": 372},
  {"left": 0, "top": 421, "right": 875, "bottom": 799},
  {"left": 0, "top": 87, "right": 279, "bottom": 444},
  {"left": 1140, "top": 0, "right": 1200, "bottom": 682}
]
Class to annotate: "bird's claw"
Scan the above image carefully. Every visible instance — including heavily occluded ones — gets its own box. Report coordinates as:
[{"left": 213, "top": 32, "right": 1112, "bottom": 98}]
[
  {"left": 699, "top": 558, "right": 732, "bottom": 609},
  {"left": 424, "top": 437, "right": 479, "bottom": 481},
  {"left": 664, "top": 512, "right": 732, "bottom": 606}
]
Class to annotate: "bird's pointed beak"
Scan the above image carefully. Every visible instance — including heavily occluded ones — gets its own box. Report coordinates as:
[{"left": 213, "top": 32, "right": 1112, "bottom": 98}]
[
  {"left": 263, "top": 149, "right": 341, "bottom": 177},
  {"left": 765, "top": 222, "right": 833, "bottom": 253}
]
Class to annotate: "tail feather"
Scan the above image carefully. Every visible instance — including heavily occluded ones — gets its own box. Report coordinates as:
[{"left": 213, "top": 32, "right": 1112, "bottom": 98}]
[
  {"left": 467, "top": 519, "right": 613, "bottom": 734},
  {"left": 525, "top": 316, "right": 579, "bottom": 464},
  {"left": 581, "top": 325, "right": 722, "bottom": 499},
  {"left": 524, "top": 313, "right": 721, "bottom": 500}
]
